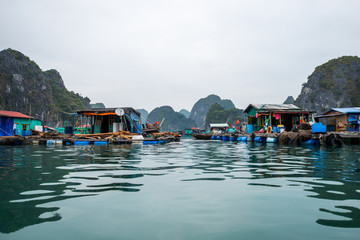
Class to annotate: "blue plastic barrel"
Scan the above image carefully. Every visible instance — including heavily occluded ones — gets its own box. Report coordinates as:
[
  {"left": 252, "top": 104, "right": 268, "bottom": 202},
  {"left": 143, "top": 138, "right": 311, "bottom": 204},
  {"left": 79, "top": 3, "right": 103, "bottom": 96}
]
[
  {"left": 94, "top": 141, "right": 108, "bottom": 146},
  {"left": 222, "top": 136, "right": 228, "bottom": 141},
  {"left": 254, "top": 137, "right": 266, "bottom": 143},
  {"left": 74, "top": 141, "right": 90, "bottom": 145}
]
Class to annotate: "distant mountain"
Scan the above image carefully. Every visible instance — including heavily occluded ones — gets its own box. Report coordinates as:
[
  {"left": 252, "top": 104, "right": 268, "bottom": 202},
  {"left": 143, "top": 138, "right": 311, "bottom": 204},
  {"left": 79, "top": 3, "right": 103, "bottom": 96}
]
[
  {"left": 179, "top": 109, "right": 190, "bottom": 118},
  {"left": 189, "top": 94, "right": 235, "bottom": 129},
  {"left": 0, "top": 48, "right": 90, "bottom": 126},
  {"left": 136, "top": 108, "right": 148, "bottom": 122},
  {"left": 205, "top": 103, "right": 246, "bottom": 129},
  {"left": 283, "top": 96, "right": 295, "bottom": 104},
  {"left": 147, "top": 106, "right": 195, "bottom": 131},
  {"left": 91, "top": 103, "right": 106, "bottom": 108},
  {"left": 295, "top": 56, "right": 360, "bottom": 113}
]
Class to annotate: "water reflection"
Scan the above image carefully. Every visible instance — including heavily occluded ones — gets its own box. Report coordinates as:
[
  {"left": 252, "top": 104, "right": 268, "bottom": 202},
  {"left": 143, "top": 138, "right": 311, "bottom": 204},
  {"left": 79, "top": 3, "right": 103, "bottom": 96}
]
[{"left": 0, "top": 140, "right": 360, "bottom": 235}]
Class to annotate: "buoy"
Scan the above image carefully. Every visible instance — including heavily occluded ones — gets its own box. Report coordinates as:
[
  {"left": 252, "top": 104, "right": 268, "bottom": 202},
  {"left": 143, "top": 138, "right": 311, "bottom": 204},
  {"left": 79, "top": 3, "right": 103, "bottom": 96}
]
[{"left": 267, "top": 126, "right": 273, "bottom": 133}]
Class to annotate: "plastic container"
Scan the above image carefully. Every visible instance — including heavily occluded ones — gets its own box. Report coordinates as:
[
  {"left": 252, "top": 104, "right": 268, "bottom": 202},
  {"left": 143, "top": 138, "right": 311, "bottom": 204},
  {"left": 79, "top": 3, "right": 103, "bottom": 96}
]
[
  {"left": 272, "top": 127, "right": 278, "bottom": 133},
  {"left": 47, "top": 140, "right": 63, "bottom": 145},
  {"left": 266, "top": 137, "right": 277, "bottom": 143},
  {"left": 247, "top": 124, "right": 254, "bottom": 133},
  {"left": 312, "top": 123, "right": 326, "bottom": 133},
  {"left": 94, "top": 141, "right": 108, "bottom": 146},
  {"left": 132, "top": 135, "right": 144, "bottom": 141},
  {"left": 143, "top": 140, "right": 158, "bottom": 145},
  {"left": 113, "top": 122, "right": 120, "bottom": 132},
  {"left": 222, "top": 136, "right": 228, "bottom": 141},
  {"left": 229, "top": 137, "right": 235, "bottom": 141}
]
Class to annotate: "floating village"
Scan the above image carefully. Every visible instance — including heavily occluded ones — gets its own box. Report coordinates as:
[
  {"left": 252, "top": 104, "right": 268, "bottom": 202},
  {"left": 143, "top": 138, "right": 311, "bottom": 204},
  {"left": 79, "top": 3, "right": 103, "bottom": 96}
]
[{"left": 1, "top": 103, "right": 360, "bottom": 147}]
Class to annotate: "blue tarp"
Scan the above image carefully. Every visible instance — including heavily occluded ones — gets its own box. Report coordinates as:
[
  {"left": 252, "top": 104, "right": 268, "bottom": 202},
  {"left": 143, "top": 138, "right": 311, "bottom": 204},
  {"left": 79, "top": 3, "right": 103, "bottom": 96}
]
[
  {"left": 348, "top": 114, "right": 360, "bottom": 123},
  {"left": 0, "top": 117, "right": 14, "bottom": 136}
]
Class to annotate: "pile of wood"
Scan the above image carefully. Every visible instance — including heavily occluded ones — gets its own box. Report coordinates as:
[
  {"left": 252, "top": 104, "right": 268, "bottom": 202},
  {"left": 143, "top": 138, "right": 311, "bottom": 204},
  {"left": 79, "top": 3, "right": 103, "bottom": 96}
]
[
  {"left": 27, "top": 130, "right": 71, "bottom": 140},
  {"left": 152, "top": 132, "right": 181, "bottom": 142},
  {"left": 74, "top": 130, "right": 139, "bottom": 141}
]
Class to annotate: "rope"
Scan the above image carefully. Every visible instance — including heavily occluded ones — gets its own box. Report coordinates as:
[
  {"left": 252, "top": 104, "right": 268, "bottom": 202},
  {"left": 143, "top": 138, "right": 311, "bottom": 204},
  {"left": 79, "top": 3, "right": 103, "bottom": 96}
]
[{"left": 0, "top": 127, "right": 13, "bottom": 136}]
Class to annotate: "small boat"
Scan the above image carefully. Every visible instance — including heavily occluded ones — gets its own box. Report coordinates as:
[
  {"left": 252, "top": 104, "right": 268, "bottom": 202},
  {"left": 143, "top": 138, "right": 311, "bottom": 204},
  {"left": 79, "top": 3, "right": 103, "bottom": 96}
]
[{"left": 192, "top": 133, "right": 213, "bottom": 140}]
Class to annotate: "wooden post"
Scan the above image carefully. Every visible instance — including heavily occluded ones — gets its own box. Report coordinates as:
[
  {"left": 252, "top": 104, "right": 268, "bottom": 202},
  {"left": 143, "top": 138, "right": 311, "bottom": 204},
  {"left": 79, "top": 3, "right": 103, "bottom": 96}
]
[{"left": 81, "top": 115, "right": 83, "bottom": 134}]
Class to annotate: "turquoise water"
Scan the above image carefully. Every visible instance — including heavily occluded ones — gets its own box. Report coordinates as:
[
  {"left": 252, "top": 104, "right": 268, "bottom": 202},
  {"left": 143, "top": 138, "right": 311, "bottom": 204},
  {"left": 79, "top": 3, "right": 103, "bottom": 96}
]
[{"left": 0, "top": 139, "right": 359, "bottom": 240}]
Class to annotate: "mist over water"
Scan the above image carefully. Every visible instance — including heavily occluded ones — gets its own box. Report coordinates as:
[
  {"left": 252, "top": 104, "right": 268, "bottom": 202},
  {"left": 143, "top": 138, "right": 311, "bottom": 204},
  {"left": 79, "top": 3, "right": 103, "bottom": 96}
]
[{"left": 1, "top": 139, "right": 359, "bottom": 239}]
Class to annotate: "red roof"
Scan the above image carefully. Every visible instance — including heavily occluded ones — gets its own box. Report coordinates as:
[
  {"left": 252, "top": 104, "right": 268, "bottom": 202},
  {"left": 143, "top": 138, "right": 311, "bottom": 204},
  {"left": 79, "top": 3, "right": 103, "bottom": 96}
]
[{"left": 0, "top": 110, "right": 34, "bottom": 119}]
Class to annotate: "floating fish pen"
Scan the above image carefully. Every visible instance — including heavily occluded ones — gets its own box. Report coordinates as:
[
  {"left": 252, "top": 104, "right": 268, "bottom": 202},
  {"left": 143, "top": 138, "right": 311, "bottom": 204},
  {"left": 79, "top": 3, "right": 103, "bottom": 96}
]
[
  {"left": 193, "top": 130, "right": 360, "bottom": 147},
  {"left": 0, "top": 130, "right": 181, "bottom": 146}
]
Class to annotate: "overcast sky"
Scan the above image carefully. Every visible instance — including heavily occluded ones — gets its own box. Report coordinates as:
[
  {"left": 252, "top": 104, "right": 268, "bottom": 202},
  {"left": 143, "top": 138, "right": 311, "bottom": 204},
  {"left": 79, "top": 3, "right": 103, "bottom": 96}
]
[{"left": 1, "top": 0, "right": 359, "bottom": 112}]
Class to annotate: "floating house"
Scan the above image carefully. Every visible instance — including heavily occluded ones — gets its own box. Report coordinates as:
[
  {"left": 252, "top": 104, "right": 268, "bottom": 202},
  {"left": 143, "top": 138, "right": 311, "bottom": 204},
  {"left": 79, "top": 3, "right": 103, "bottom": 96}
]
[
  {"left": 315, "top": 108, "right": 360, "bottom": 132},
  {"left": 184, "top": 127, "right": 203, "bottom": 135},
  {"left": 209, "top": 123, "right": 229, "bottom": 132},
  {"left": 244, "top": 104, "right": 314, "bottom": 133},
  {"left": 77, "top": 108, "right": 142, "bottom": 134},
  {"left": 0, "top": 110, "right": 42, "bottom": 136}
]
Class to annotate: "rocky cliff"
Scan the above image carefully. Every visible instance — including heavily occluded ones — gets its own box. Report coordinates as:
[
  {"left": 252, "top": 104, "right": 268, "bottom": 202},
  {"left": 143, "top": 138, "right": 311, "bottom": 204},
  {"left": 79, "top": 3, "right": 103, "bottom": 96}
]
[
  {"left": 179, "top": 109, "right": 190, "bottom": 118},
  {"left": 0, "top": 48, "right": 90, "bottom": 126},
  {"left": 295, "top": 56, "right": 360, "bottom": 113},
  {"left": 283, "top": 96, "right": 295, "bottom": 104},
  {"left": 147, "top": 106, "right": 195, "bottom": 132},
  {"left": 136, "top": 109, "right": 149, "bottom": 122},
  {"left": 91, "top": 103, "right": 106, "bottom": 108},
  {"left": 189, "top": 94, "right": 235, "bottom": 129}
]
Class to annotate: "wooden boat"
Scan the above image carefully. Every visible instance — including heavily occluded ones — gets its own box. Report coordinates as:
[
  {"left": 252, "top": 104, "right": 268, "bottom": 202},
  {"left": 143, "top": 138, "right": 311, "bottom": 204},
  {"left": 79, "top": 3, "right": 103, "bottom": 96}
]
[{"left": 192, "top": 133, "right": 213, "bottom": 140}]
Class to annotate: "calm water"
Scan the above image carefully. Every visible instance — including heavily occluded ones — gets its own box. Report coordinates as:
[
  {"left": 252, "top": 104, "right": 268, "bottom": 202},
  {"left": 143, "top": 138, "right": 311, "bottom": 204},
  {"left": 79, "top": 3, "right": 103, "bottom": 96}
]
[{"left": 0, "top": 139, "right": 359, "bottom": 240}]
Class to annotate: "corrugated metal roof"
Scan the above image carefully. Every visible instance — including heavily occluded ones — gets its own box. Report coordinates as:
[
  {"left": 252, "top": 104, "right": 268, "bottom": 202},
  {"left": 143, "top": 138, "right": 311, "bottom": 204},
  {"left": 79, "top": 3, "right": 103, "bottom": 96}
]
[
  {"left": 210, "top": 123, "right": 229, "bottom": 128},
  {"left": 77, "top": 107, "right": 141, "bottom": 116},
  {"left": 331, "top": 108, "right": 360, "bottom": 114},
  {"left": 245, "top": 104, "right": 301, "bottom": 113},
  {"left": 253, "top": 104, "right": 300, "bottom": 110},
  {"left": 0, "top": 110, "right": 33, "bottom": 119}
]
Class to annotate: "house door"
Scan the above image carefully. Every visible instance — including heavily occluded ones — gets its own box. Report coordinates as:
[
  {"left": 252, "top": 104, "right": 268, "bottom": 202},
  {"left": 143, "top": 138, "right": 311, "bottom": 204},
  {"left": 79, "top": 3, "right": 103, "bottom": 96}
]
[{"left": 283, "top": 114, "right": 293, "bottom": 131}]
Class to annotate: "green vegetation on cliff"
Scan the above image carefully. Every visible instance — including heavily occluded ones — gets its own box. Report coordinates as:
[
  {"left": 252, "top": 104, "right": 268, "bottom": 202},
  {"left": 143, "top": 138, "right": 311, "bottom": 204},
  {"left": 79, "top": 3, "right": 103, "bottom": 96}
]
[
  {"left": 147, "top": 106, "right": 195, "bottom": 131},
  {"left": 205, "top": 103, "right": 246, "bottom": 128},
  {"left": 189, "top": 94, "right": 236, "bottom": 129},
  {"left": 295, "top": 56, "right": 360, "bottom": 113},
  {"left": 0, "top": 48, "right": 90, "bottom": 125}
]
